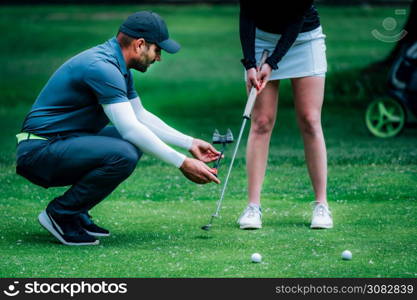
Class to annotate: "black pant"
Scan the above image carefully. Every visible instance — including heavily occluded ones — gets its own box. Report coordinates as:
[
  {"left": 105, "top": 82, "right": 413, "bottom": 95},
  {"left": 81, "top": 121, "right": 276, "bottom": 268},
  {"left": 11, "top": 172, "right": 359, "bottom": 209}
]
[{"left": 16, "top": 126, "right": 142, "bottom": 216}]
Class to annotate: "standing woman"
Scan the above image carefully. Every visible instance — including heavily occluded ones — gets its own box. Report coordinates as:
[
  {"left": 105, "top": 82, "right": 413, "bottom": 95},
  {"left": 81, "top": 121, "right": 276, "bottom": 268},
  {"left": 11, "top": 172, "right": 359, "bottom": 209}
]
[{"left": 237, "top": 0, "right": 333, "bottom": 229}]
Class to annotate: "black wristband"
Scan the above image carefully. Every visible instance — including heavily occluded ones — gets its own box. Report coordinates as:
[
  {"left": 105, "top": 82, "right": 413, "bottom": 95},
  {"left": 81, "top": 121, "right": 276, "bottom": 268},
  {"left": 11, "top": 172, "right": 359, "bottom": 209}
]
[
  {"left": 240, "top": 58, "right": 257, "bottom": 70},
  {"left": 265, "top": 57, "right": 279, "bottom": 70}
]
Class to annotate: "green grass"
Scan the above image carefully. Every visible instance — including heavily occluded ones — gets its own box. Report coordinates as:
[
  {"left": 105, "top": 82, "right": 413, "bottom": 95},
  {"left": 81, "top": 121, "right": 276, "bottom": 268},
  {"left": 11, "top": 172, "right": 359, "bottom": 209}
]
[{"left": 0, "top": 4, "right": 416, "bottom": 278}]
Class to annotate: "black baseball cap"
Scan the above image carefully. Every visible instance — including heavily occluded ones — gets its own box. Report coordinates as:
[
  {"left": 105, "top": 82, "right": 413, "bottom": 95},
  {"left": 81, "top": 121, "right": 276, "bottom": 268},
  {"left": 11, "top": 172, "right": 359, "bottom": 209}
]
[{"left": 119, "top": 11, "right": 180, "bottom": 54}]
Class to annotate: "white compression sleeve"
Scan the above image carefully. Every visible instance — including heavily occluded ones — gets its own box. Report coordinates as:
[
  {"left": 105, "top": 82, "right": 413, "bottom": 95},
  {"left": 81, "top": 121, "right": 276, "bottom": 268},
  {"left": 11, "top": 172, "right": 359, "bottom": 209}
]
[
  {"left": 129, "top": 97, "right": 194, "bottom": 150},
  {"left": 102, "top": 102, "right": 186, "bottom": 168}
]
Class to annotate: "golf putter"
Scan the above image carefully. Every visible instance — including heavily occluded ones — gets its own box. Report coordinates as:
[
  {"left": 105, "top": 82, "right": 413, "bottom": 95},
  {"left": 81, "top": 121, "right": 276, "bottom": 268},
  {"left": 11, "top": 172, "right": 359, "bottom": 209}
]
[
  {"left": 201, "top": 49, "right": 270, "bottom": 231},
  {"left": 211, "top": 129, "right": 234, "bottom": 176}
]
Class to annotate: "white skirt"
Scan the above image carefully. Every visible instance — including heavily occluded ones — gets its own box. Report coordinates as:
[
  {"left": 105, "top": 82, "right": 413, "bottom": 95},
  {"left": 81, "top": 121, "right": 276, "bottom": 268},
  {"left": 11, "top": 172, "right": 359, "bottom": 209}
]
[{"left": 248, "top": 25, "right": 327, "bottom": 80}]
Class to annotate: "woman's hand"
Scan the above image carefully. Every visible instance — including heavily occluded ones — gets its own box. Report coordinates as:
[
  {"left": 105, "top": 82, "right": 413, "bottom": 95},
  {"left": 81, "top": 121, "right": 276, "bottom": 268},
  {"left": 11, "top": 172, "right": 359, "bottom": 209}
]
[
  {"left": 246, "top": 67, "right": 258, "bottom": 94},
  {"left": 246, "top": 63, "right": 272, "bottom": 94},
  {"left": 256, "top": 63, "right": 272, "bottom": 93}
]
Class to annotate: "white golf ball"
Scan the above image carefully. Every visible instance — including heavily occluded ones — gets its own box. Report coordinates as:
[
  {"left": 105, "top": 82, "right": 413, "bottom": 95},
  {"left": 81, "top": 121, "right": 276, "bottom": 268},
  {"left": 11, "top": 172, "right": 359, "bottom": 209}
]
[
  {"left": 251, "top": 253, "right": 262, "bottom": 263},
  {"left": 341, "top": 250, "right": 352, "bottom": 260}
]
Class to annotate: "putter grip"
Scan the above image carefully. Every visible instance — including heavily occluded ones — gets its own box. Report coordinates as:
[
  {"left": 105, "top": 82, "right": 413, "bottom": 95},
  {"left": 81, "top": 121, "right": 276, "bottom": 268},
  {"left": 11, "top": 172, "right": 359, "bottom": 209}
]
[{"left": 243, "top": 49, "right": 270, "bottom": 119}]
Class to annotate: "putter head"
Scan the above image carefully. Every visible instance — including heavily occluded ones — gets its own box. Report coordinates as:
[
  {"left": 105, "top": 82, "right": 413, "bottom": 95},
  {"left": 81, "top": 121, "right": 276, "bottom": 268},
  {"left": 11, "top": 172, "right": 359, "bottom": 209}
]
[
  {"left": 201, "top": 224, "right": 211, "bottom": 231},
  {"left": 212, "top": 128, "right": 234, "bottom": 144},
  {"left": 201, "top": 225, "right": 211, "bottom": 231},
  {"left": 201, "top": 214, "right": 219, "bottom": 231}
]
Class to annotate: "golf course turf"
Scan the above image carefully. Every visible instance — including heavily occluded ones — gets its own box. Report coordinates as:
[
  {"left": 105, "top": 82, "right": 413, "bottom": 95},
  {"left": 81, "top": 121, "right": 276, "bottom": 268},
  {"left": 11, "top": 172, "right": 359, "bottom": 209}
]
[{"left": 0, "top": 4, "right": 416, "bottom": 278}]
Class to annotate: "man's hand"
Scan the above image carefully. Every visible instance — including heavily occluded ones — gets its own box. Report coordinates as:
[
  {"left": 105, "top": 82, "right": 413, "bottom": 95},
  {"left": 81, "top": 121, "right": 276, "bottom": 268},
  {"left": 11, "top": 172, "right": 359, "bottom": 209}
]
[
  {"left": 180, "top": 157, "right": 220, "bottom": 184},
  {"left": 189, "top": 139, "right": 221, "bottom": 163}
]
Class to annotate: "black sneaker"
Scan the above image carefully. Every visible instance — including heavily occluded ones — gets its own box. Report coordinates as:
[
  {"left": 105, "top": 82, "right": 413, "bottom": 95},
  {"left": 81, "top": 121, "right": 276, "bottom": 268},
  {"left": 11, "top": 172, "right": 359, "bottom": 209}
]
[
  {"left": 38, "top": 210, "right": 99, "bottom": 246},
  {"left": 78, "top": 212, "right": 110, "bottom": 237}
]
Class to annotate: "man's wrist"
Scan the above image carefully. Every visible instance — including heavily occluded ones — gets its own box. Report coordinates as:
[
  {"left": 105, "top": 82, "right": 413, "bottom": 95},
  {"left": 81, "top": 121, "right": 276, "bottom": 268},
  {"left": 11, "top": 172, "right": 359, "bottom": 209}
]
[
  {"left": 176, "top": 153, "right": 187, "bottom": 168},
  {"left": 186, "top": 137, "right": 194, "bottom": 150}
]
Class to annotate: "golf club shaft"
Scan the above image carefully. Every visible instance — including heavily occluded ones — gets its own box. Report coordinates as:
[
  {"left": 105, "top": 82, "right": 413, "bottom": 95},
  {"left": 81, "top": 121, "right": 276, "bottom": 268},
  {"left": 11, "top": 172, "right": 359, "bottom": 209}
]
[
  {"left": 243, "top": 49, "right": 270, "bottom": 119},
  {"left": 213, "top": 118, "right": 247, "bottom": 217},
  {"left": 205, "top": 49, "right": 269, "bottom": 226},
  {"left": 213, "top": 143, "right": 226, "bottom": 170}
]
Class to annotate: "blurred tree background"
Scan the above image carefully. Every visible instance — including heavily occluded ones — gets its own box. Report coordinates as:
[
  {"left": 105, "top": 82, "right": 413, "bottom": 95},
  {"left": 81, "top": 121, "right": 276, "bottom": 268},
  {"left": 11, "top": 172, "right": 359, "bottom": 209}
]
[{"left": 1, "top": 0, "right": 415, "bottom": 106}]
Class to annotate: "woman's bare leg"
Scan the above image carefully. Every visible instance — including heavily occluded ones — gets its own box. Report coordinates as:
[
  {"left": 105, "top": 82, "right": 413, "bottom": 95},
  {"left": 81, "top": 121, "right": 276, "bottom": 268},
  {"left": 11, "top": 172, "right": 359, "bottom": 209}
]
[
  {"left": 291, "top": 76, "right": 327, "bottom": 204},
  {"left": 246, "top": 80, "right": 280, "bottom": 205}
]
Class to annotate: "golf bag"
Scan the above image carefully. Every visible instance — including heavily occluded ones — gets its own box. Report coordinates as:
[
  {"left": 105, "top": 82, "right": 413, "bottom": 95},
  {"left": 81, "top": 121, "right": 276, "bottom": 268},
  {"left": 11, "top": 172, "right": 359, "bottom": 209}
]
[
  {"left": 388, "top": 40, "right": 417, "bottom": 119},
  {"left": 365, "top": 41, "right": 417, "bottom": 137}
]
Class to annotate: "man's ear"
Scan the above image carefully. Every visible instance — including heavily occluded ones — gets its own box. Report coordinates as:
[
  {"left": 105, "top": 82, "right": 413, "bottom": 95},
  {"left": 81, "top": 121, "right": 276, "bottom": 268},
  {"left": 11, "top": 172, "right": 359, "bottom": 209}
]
[{"left": 134, "top": 38, "right": 146, "bottom": 52}]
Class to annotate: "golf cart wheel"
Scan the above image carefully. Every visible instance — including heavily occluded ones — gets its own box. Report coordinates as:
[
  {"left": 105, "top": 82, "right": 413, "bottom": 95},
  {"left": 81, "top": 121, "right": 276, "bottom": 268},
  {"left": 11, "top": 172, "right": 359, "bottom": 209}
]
[{"left": 365, "top": 98, "right": 406, "bottom": 138}]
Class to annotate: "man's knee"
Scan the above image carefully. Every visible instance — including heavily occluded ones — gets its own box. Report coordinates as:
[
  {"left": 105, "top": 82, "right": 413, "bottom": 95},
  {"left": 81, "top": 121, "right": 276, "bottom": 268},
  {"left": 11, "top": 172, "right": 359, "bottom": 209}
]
[{"left": 107, "top": 143, "right": 142, "bottom": 176}]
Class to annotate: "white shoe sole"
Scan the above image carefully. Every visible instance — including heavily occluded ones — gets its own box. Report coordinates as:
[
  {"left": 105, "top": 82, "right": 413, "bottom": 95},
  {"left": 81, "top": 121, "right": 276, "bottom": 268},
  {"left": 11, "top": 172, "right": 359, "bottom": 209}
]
[
  {"left": 310, "top": 223, "right": 333, "bottom": 229},
  {"left": 239, "top": 223, "right": 262, "bottom": 229},
  {"left": 38, "top": 211, "right": 99, "bottom": 246},
  {"left": 84, "top": 230, "right": 110, "bottom": 237}
]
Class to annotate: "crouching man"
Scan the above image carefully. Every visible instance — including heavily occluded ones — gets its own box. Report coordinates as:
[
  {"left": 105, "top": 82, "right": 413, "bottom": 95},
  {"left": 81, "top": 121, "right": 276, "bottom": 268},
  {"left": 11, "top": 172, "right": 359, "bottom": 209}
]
[{"left": 16, "top": 11, "right": 220, "bottom": 246}]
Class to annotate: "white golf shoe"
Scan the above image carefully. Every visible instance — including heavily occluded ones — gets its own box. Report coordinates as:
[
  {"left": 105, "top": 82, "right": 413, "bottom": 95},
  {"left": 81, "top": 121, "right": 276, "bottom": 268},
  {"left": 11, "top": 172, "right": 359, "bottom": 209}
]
[
  {"left": 310, "top": 203, "right": 333, "bottom": 229},
  {"left": 237, "top": 205, "right": 262, "bottom": 229}
]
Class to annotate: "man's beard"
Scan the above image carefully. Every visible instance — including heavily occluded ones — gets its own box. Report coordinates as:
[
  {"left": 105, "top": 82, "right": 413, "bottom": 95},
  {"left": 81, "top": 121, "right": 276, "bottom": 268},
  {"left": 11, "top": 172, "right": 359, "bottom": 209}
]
[
  {"left": 131, "top": 56, "right": 155, "bottom": 73},
  {"left": 131, "top": 59, "right": 149, "bottom": 72}
]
